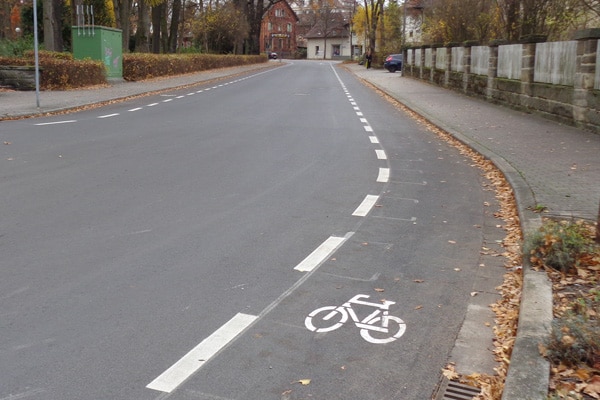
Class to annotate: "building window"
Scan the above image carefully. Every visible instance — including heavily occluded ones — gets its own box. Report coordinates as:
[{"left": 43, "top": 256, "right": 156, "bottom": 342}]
[
  {"left": 287, "top": 23, "right": 292, "bottom": 32},
  {"left": 268, "top": 22, "right": 272, "bottom": 31},
  {"left": 275, "top": 9, "right": 285, "bottom": 17}
]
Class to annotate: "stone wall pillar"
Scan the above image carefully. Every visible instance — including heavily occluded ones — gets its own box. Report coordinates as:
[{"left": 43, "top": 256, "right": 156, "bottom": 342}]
[
  {"left": 572, "top": 29, "right": 600, "bottom": 129},
  {"left": 487, "top": 44, "right": 499, "bottom": 100},
  {"left": 520, "top": 43, "right": 536, "bottom": 98},
  {"left": 462, "top": 46, "right": 472, "bottom": 94},
  {"left": 431, "top": 47, "right": 436, "bottom": 82},
  {"left": 444, "top": 46, "right": 451, "bottom": 87},
  {"left": 419, "top": 46, "right": 426, "bottom": 80}
]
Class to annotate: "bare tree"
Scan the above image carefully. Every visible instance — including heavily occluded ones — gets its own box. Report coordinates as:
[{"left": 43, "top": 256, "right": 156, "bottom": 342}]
[{"left": 362, "top": 0, "right": 384, "bottom": 54}]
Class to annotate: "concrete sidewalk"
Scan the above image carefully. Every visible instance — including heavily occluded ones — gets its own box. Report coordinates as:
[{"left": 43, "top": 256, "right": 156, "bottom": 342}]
[{"left": 2, "top": 61, "right": 599, "bottom": 399}]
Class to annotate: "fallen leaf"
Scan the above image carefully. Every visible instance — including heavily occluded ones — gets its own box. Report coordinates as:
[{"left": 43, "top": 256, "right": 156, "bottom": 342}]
[
  {"left": 454, "top": 268, "right": 461, "bottom": 272},
  {"left": 584, "top": 377, "right": 600, "bottom": 398},
  {"left": 413, "top": 279, "right": 424, "bottom": 283},
  {"left": 471, "top": 291, "right": 479, "bottom": 297},
  {"left": 3, "top": 141, "right": 11, "bottom": 145},
  {"left": 415, "top": 305, "right": 423, "bottom": 310},
  {"left": 448, "top": 240, "right": 457, "bottom": 244},
  {"left": 374, "top": 288, "right": 385, "bottom": 292},
  {"left": 296, "top": 379, "right": 311, "bottom": 386},
  {"left": 561, "top": 335, "right": 576, "bottom": 346},
  {"left": 442, "top": 363, "right": 459, "bottom": 380}
]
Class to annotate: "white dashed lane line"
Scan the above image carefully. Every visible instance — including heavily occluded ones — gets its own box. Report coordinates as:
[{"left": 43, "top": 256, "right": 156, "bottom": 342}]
[
  {"left": 34, "top": 120, "right": 76, "bottom": 126},
  {"left": 377, "top": 168, "right": 390, "bottom": 183},
  {"left": 352, "top": 194, "right": 380, "bottom": 217},
  {"left": 375, "top": 149, "right": 387, "bottom": 160},
  {"left": 97, "top": 113, "right": 120, "bottom": 119},
  {"left": 146, "top": 313, "right": 258, "bottom": 393},
  {"left": 293, "top": 235, "right": 350, "bottom": 272}
]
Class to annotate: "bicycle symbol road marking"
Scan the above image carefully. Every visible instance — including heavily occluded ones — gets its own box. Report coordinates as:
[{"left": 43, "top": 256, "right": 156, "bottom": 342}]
[{"left": 304, "top": 294, "right": 406, "bottom": 344}]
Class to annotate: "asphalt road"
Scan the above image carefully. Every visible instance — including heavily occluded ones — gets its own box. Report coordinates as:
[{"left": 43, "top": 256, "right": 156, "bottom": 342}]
[{"left": 1, "top": 61, "right": 496, "bottom": 399}]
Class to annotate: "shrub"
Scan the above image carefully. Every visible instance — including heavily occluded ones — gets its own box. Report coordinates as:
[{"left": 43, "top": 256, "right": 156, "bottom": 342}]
[
  {"left": 0, "top": 54, "right": 106, "bottom": 89},
  {"left": 23, "top": 50, "right": 74, "bottom": 60},
  {"left": 122, "top": 53, "right": 266, "bottom": 81},
  {"left": 544, "top": 291, "right": 600, "bottom": 367},
  {"left": 0, "top": 37, "right": 35, "bottom": 57},
  {"left": 39, "top": 57, "right": 105, "bottom": 89},
  {"left": 523, "top": 220, "right": 596, "bottom": 272}
]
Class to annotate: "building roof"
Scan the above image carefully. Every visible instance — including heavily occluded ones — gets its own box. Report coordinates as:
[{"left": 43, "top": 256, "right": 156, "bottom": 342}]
[{"left": 303, "top": 12, "right": 350, "bottom": 39}]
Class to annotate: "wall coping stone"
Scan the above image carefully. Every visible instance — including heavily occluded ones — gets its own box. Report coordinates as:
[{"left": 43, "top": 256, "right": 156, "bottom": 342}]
[{"left": 573, "top": 28, "right": 600, "bottom": 40}]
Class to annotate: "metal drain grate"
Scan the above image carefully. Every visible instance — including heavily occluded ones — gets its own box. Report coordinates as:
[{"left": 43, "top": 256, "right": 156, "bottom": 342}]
[{"left": 435, "top": 377, "right": 481, "bottom": 400}]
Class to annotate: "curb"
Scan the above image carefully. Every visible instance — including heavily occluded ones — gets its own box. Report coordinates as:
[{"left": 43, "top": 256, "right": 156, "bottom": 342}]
[{"left": 349, "top": 69, "right": 553, "bottom": 399}]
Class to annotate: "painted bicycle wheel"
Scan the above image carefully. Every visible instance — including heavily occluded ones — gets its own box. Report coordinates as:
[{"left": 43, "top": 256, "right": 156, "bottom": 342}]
[
  {"left": 359, "top": 315, "right": 406, "bottom": 344},
  {"left": 305, "top": 306, "right": 348, "bottom": 333}
]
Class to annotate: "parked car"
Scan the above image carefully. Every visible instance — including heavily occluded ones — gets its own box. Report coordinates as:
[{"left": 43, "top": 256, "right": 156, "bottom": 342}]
[
  {"left": 383, "top": 54, "right": 403, "bottom": 73},
  {"left": 269, "top": 52, "right": 278, "bottom": 59}
]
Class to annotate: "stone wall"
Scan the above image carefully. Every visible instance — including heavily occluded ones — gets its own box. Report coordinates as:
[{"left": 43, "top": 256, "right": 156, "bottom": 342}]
[{"left": 403, "top": 29, "right": 600, "bottom": 133}]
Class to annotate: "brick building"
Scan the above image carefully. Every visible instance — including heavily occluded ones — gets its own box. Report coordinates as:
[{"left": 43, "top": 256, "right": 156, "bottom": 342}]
[{"left": 260, "top": 0, "right": 299, "bottom": 57}]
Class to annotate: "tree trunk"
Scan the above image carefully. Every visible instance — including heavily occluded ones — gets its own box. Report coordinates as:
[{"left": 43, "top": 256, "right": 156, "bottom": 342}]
[
  {"left": 112, "top": 0, "right": 131, "bottom": 50},
  {"left": 120, "top": 0, "right": 131, "bottom": 52},
  {"left": 168, "top": 0, "right": 182, "bottom": 53},
  {"left": 43, "top": 0, "right": 62, "bottom": 51},
  {"left": 160, "top": 5, "right": 168, "bottom": 52},
  {"left": 135, "top": 0, "right": 150, "bottom": 52},
  {"left": 151, "top": 4, "right": 163, "bottom": 53}
]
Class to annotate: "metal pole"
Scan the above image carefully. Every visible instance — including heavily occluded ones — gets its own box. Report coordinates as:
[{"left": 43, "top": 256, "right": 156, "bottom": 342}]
[{"left": 33, "top": 0, "right": 40, "bottom": 108}]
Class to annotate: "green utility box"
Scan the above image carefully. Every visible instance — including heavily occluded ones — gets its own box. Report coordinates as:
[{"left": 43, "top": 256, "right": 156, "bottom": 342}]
[{"left": 72, "top": 26, "right": 122, "bottom": 78}]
